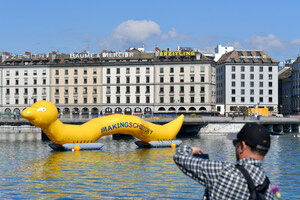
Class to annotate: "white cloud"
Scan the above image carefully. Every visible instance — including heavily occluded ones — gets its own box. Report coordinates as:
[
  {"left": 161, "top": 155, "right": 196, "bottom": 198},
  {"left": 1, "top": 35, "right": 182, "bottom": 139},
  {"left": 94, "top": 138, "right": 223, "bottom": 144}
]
[
  {"left": 246, "top": 34, "right": 284, "bottom": 50},
  {"left": 159, "top": 27, "right": 192, "bottom": 41},
  {"left": 291, "top": 38, "right": 300, "bottom": 45},
  {"left": 226, "top": 41, "right": 243, "bottom": 49},
  {"left": 100, "top": 20, "right": 161, "bottom": 49},
  {"left": 112, "top": 20, "right": 161, "bottom": 42},
  {"left": 99, "top": 20, "right": 191, "bottom": 49}
]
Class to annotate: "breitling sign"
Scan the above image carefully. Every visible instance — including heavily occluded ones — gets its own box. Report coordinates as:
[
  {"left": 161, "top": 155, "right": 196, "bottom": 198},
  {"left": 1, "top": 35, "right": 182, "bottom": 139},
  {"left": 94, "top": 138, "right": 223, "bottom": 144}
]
[{"left": 159, "top": 51, "right": 196, "bottom": 57}]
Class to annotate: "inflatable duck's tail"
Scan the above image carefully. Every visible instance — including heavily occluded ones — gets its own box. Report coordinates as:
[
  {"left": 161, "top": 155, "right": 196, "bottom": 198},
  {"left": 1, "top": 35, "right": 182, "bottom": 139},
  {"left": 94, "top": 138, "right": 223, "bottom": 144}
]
[
  {"left": 144, "top": 114, "right": 184, "bottom": 142},
  {"left": 162, "top": 114, "right": 184, "bottom": 136}
]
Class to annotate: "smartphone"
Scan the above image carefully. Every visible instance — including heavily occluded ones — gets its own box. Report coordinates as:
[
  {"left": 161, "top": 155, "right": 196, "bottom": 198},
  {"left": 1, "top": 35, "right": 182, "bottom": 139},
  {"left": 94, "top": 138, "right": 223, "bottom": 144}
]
[{"left": 194, "top": 154, "right": 209, "bottom": 159}]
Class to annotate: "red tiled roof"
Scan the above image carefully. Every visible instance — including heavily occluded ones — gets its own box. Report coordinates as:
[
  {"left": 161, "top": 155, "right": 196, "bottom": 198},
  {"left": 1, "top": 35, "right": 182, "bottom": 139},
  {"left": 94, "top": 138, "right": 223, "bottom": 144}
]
[{"left": 217, "top": 50, "right": 277, "bottom": 65}]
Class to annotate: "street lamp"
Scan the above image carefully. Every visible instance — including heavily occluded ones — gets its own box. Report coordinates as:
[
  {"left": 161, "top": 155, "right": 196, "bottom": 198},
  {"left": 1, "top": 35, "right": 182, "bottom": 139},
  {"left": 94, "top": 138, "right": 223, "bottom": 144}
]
[
  {"left": 175, "top": 99, "right": 179, "bottom": 116},
  {"left": 257, "top": 102, "right": 260, "bottom": 120}
]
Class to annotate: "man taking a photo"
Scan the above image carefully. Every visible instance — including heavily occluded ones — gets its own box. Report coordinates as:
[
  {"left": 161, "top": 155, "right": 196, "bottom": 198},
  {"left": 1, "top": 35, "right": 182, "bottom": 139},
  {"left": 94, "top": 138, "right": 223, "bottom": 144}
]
[{"left": 173, "top": 123, "right": 273, "bottom": 199}]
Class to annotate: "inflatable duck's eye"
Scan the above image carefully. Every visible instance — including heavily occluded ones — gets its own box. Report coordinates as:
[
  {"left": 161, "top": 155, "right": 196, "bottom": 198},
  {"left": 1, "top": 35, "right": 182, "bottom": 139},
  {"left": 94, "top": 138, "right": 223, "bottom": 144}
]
[{"left": 38, "top": 107, "right": 47, "bottom": 112}]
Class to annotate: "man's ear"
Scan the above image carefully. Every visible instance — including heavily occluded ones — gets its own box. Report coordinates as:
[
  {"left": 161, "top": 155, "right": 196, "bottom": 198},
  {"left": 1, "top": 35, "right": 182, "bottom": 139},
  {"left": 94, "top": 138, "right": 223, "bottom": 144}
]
[{"left": 240, "top": 141, "right": 247, "bottom": 152}]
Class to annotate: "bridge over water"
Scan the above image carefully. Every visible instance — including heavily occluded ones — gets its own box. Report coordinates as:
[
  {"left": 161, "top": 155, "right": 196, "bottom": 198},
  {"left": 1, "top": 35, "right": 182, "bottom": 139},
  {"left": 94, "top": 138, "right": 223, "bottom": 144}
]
[
  {"left": 150, "top": 116, "right": 300, "bottom": 135},
  {"left": 0, "top": 116, "right": 299, "bottom": 140}
]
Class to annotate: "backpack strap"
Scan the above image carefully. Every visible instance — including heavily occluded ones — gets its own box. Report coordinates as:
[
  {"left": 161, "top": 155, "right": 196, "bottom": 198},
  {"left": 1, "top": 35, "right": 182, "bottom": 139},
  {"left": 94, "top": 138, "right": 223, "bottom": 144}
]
[
  {"left": 236, "top": 164, "right": 256, "bottom": 197},
  {"left": 235, "top": 164, "right": 270, "bottom": 200}
]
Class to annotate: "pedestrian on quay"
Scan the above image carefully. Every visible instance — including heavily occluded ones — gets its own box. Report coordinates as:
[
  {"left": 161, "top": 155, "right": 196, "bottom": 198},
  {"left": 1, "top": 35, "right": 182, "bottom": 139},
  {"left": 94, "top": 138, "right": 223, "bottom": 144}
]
[{"left": 173, "top": 123, "right": 273, "bottom": 199}]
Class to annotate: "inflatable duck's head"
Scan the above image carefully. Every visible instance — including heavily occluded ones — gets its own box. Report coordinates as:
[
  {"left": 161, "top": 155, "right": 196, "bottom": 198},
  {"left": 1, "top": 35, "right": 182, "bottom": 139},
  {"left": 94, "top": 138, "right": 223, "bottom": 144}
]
[{"left": 22, "top": 100, "right": 58, "bottom": 128}]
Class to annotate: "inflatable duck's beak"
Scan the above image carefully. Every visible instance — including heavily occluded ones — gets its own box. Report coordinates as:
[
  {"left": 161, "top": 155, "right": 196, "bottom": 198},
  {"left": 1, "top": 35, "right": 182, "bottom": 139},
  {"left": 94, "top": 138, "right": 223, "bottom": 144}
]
[{"left": 21, "top": 108, "right": 36, "bottom": 121}]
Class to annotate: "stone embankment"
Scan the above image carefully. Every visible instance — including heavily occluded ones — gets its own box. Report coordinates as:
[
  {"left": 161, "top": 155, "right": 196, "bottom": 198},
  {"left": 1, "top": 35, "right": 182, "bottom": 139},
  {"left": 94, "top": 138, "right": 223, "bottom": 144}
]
[{"left": 199, "top": 123, "right": 245, "bottom": 135}]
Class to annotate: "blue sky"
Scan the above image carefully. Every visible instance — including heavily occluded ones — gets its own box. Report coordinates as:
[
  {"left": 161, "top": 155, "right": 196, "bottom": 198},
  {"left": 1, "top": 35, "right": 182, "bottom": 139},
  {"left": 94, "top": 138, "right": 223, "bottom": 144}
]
[{"left": 1, "top": 0, "right": 300, "bottom": 61}]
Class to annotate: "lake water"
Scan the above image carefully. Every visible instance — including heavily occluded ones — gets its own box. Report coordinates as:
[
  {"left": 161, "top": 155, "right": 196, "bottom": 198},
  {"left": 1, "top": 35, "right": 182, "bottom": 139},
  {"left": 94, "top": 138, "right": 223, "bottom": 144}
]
[{"left": 0, "top": 131, "right": 299, "bottom": 199}]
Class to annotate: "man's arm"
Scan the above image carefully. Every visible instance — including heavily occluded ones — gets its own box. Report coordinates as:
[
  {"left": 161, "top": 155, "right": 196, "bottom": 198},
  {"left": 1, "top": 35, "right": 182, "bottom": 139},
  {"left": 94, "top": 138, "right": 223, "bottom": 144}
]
[{"left": 173, "top": 145, "right": 225, "bottom": 187}]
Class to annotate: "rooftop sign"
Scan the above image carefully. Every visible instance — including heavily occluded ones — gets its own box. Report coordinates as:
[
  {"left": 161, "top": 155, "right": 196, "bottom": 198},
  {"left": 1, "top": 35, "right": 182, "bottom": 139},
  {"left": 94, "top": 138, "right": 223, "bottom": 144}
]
[
  {"left": 102, "top": 52, "right": 134, "bottom": 58},
  {"left": 159, "top": 51, "right": 196, "bottom": 57},
  {"left": 70, "top": 52, "right": 134, "bottom": 59}
]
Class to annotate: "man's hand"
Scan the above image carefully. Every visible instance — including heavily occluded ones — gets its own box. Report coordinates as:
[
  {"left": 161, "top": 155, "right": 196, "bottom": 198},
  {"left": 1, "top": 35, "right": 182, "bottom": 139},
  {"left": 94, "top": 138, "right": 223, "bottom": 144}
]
[{"left": 192, "top": 147, "right": 205, "bottom": 155}]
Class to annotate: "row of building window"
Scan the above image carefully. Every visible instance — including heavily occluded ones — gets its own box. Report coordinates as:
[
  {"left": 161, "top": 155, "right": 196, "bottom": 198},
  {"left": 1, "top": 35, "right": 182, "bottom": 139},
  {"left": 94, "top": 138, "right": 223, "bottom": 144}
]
[
  {"left": 231, "top": 97, "right": 273, "bottom": 103},
  {"left": 55, "top": 77, "right": 97, "bottom": 84},
  {"left": 217, "top": 89, "right": 273, "bottom": 96},
  {"left": 56, "top": 69, "right": 95, "bottom": 75},
  {"left": 159, "top": 66, "right": 205, "bottom": 73},
  {"left": 230, "top": 73, "right": 273, "bottom": 80},
  {"left": 216, "top": 81, "right": 274, "bottom": 89},
  {"left": 6, "top": 97, "right": 43, "bottom": 105},
  {"left": 217, "top": 73, "right": 273, "bottom": 81},
  {"left": 230, "top": 66, "right": 273, "bottom": 72},
  {"left": 6, "top": 70, "right": 47, "bottom": 76},
  {"left": 6, "top": 79, "right": 47, "bottom": 85},
  {"left": 230, "top": 89, "right": 273, "bottom": 95},
  {"left": 53, "top": 75, "right": 207, "bottom": 85},
  {"left": 159, "top": 75, "right": 205, "bottom": 83},
  {"left": 53, "top": 85, "right": 207, "bottom": 95},
  {"left": 107, "top": 67, "right": 149, "bottom": 75},
  {"left": 56, "top": 67, "right": 151, "bottom": 76},
  {"left": 159, "top": 86, "right": 205, "bottom": 93},
  {"left": 52, "top": 96, "right": 207, "bottom": 105},
  {"left": 6, "top": 88, "right": 47, "bottom": 95},
  {"left": 105, "top": 96, "right": 205, "bottom": 104},
  {"left": 230, "top": 81, "right": 273, "bottom": 87},
  {"left": 217, "top": 97, "right": 273, "bottom": 104},
  {"left": 55, "top": 66, "right": 205, "bottom": 76},
  {"left": 5, "top": 65, "right": 206, "bottom": 77},
  {"left": 6, "top": 86, "right": 207, "bottom": 96}
]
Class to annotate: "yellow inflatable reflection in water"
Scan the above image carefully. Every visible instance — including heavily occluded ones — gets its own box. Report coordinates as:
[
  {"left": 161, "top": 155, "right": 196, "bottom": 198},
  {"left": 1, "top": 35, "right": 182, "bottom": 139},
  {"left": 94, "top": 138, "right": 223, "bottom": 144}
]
[{"left": 21, "top": 101, "right": 184, "bottom": 147}]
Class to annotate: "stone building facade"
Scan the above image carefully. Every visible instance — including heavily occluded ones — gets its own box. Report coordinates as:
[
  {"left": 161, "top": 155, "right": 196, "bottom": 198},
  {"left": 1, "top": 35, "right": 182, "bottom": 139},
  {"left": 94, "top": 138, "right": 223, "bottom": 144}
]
[
  {"left": 0, "top": 49, "right": 216, "bottom": 118},
  {"left": 216, "top": 50, "right": 279, "bottom": 116}
]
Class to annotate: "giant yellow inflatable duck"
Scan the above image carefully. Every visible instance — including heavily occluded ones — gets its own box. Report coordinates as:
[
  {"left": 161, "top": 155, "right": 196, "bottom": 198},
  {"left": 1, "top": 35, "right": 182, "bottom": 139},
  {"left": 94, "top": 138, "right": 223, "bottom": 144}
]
[{"left": 21, "top": 101, "right": 184, "bottom": 147}]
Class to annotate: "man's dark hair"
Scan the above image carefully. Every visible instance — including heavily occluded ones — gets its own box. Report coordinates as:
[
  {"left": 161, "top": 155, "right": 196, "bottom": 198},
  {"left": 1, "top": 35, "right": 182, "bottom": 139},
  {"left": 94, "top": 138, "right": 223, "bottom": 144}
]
[{"left": 248, "top": 145, "right": 268, "bottom": 157}]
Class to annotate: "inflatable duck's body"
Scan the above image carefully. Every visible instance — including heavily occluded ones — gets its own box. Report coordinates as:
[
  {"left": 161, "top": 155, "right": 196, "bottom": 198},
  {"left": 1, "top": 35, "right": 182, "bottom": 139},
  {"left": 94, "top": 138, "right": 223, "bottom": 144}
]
[{"left": 21, "top": 101, "right": 184, "bottom": 147}]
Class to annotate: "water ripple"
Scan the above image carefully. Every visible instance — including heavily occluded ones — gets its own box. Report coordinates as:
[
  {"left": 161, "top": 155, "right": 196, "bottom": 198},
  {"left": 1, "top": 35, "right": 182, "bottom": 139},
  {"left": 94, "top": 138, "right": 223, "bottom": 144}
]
[{"left": 0, "top": 134, "right": 299, "bottom": 199}]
